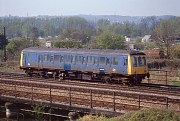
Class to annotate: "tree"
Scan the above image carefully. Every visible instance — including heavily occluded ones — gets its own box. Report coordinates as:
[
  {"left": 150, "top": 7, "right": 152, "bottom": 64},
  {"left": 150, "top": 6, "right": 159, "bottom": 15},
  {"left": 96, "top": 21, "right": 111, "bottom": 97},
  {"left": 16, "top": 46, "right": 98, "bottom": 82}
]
[
  {"left": 95, "top": 32, "right": 126, "bottom": 49},
  {"left": 53, "top": 38, "right": 82, "bottom": 48},
  {"left": 152, "top": 20, "right": 176, "bottom": 58},
  {"left": 6, "top": 37, "right": 31, "bottom": 60}
]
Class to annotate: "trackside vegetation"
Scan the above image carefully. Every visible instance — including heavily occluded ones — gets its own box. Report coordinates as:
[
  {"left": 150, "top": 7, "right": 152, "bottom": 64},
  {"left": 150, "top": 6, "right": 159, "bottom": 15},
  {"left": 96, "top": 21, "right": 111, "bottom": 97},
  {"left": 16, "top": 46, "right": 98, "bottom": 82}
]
[{"left": 77, "top": 108, "right": 180, "bottom": 121}]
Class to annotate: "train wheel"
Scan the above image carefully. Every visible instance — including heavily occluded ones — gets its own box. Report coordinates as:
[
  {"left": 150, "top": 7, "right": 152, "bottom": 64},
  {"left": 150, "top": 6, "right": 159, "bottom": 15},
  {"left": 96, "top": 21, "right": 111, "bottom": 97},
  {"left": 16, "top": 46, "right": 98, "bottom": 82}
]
[
  {"left": 104, "top": 78, "right": 112, "bottom": 84},
  {"left": 58, "top": 73, "right": 65, "bottom": 80}
]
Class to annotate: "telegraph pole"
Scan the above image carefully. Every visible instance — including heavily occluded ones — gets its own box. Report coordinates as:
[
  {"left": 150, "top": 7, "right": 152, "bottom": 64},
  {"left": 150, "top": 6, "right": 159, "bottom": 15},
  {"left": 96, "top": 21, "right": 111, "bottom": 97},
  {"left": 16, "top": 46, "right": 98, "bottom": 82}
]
[{"left": 3, "top": 27, "right": 7, "bottom": 62}]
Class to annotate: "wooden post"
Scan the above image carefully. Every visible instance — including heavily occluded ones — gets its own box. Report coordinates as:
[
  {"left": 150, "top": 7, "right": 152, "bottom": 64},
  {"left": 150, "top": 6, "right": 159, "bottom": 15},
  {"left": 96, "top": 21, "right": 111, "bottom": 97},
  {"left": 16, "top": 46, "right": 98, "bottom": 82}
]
[
  {"left": 69, "top": 88, "right": 71, "bottom": 106},
  {"left": 165, "top": 71, "right": 168, "bottom": 85},
  {"left": 113, "top": 92, "right": 115, "bottom": 112},
  {"left": 14, "top": 84, "right": 17, "bottom": 98},
  {"left": 166, "top": 98, "right": 169, "bottom": 109},
  {"left": 138, "top": 95, "right": 140, "bottom": 109},
  {"left": 31, "top": 84, "right": 34, "bottom": 104},
  {"left": 90, "top": 90, "right": 92, "bottom": 109},
  {"left": 49, "top": 85, "right": 52, "bottom": 104}
]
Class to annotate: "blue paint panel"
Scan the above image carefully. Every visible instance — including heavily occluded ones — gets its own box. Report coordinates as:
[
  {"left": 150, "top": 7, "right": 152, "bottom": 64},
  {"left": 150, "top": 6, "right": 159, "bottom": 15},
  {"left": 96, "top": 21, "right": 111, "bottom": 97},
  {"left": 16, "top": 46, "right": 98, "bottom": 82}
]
[
  {"left": 118, "top": 56, "right": 128, "bottom": 74},
  {"left": 25, "top": 52, "right": 38, "bottom": 68}
]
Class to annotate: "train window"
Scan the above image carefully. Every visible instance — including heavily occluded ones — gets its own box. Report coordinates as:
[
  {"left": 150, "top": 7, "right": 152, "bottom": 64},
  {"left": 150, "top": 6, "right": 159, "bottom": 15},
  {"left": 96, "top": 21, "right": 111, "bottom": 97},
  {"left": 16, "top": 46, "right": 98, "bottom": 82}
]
[
  {"left": 94, "top": 57, "right": 99, "bottom": 65},
  {"left": 60, "top": 56, "right": 64, "bottom": 63},
  {"left": 44, "top": 54, "right": 47, "bottom": 61},
  {"left": 87, "top": 56, "right": 93, "bottom": 64},
  {"left": 72, "top": 56, "right": 75, "bottom": 64},
  {"left": 75, "top": 56, "right": 82, "bottom": 63},
  {"left": 99, "top": 57, "right": 106, "bottom": 65},
  {"left": 133, "top": 56, "right": 137, "bottom": 67},
  {"left": 138, "top": 56, "right": 142, "bottom": 66},
  {"left": 142, "top": 57, "right": 146, "bottom": 66},
  {"left": 50, "top": 55, "right": 54, "bottom": 62},
  {"left": 22, "top": 53, "right": 25, "bottom": 60},
  {"left": 124, "top": 59, "right": 128, "bottom": 65},
  {"left": 39, "top": 55, "right": 43, "bottom": 63},
  {"left": 65, "top": 55, "right": 72, "bottom": 63},
  {"left": 54, "top": 55, "right": 60, "bottom": 61},
  {"left": 112, "top": 57, "right": 118, "bottom": 65},
  {"left": 28, "top": 53, "right": 30, "bottom": 61},
  {"left": 106, "top": 58, "right": 110, "bottom": 65},
  {"left": 82, "top": 57, "right": 86, "bottom": 64}
]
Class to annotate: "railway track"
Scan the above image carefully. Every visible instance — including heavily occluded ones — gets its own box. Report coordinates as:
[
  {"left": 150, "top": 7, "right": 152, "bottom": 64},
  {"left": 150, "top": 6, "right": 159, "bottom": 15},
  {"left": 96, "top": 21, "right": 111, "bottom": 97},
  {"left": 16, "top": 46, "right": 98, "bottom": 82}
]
[
  {"left": 0, "top": 72, "right": 180, "bottom": 98},
  {"left": 0, "top": 71, "right": 180, "bottom": 112}
]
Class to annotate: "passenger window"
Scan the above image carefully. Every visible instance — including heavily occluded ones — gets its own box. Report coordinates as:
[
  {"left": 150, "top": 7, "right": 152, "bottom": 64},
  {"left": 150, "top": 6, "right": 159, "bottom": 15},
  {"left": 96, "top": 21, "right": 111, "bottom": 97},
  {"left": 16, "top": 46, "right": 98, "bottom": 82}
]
[
  {"left": 39, "top": 55, "right": 43, "bottom": 62},
  {"left": 23, "top": 53, "right": 26, "bottom": 60},
  {"left": 99, "top": 57, "right": 106, "bottom": 65},
  {"left": 28, "top": 53, "right": 30, "bottom": 61},
  {"left": 133, "top": 56, "right": 137, "bottom": 67},
  {"left": 66, "top": 55, "right": 72, "bottom": 63},
  {"left": 112, "top": 57, "right": 118, "bottom": 65},
  {"left": 50, "top": 55, "right": 54, "bottom": 62},
  {"left": 54, "top": 55, "right": 60, "bottom": 61},
  {"left": 60, "top": 56, "right": 64, "bottom": 63},
  {"left": 94, "top": 57, "right": 98, "bottom": 65},
  {"left": 82, "top": 57, "right": 86, "bottom": 64},
  {"left": 124, "top": 59, "right": 128, "bottom": 65},
  {"left": 44, "top": 54, "right": 47, "bottom": 61},
  {"left": 106, "top": 58, "right": 110, "bottom": 65},
  {"left": 75, "top": 56, "right": 82, "bottom": 64},
  {"left": 87, "top": 56, "right": 94, "bottom": 64},
  {"left": 72, "top": 56, "right": 75, "bottom": 63}
]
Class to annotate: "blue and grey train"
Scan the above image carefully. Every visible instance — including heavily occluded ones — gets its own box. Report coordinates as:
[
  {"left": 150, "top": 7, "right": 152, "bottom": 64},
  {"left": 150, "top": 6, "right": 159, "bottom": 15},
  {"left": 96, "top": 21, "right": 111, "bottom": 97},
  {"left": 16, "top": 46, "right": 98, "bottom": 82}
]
[{"left": 20, "top": 47, "right": 150, "bottom": 84}]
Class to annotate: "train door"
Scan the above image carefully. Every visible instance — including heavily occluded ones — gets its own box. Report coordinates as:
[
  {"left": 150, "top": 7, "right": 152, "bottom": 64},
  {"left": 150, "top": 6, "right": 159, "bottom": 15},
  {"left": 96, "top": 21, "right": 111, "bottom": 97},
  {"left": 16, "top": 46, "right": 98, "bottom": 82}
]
[
  {"left": 111, "top": 56, "right": 119, "bottom": 74},
  {"left": 38, "top": 54, "right": 43, "bottom": 69},
  {"left": 27, "top": 52, "right": 38, "bottom": 67},
  {"left": 64, "top": 54, "right": 72, "bottom": 71},
  {"left": 98, "top": 56, "right": 106, "bottom": 74},
  {"left": 53, "top": 54, "right": 61, "bottom": 69},
  {"left": 119, "top": 56, "right": 128, "bottom": 74}
]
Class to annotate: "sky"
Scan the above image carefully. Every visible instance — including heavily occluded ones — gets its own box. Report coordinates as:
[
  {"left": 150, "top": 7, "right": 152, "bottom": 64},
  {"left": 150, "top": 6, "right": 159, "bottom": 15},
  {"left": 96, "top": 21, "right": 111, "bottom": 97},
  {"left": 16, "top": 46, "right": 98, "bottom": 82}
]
[{"left": 0, "top": 0, "right": 180, "bottom": 17}]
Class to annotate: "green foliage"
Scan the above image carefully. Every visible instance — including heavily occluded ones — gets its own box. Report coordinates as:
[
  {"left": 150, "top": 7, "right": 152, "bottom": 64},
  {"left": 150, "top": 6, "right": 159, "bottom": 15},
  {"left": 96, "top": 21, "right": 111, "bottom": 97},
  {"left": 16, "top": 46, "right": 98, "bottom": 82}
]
[
  {"left": 171, "top": 44, "right": 180, "bottom": 59},
  {"left": 77, "top": 108, "right": 180, "bottom": 121},
  {"left": 6, "top": 37, "right": 33, "bottom": 60},
  {"left": 95, "top": 32, "right": 126, "bottom": 49},
  {"left": 33, "top": 104, "right": 46, "bottom": 121},
  {"left": 53, "top": 38, "right": 83, "bottom": 48}
]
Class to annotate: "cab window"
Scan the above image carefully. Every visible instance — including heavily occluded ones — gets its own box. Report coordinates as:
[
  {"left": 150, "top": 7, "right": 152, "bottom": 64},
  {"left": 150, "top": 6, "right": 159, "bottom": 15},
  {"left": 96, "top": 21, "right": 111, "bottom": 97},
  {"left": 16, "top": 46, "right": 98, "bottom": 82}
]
[
  {"left": 138, "top": 56, "right": 142, "bottom": 66},
  {"left": 132, "top": 56, "right": 137, "bottom": 67},
  {"left": 142, "top": 57, "right": 146, "bottom": 66}
]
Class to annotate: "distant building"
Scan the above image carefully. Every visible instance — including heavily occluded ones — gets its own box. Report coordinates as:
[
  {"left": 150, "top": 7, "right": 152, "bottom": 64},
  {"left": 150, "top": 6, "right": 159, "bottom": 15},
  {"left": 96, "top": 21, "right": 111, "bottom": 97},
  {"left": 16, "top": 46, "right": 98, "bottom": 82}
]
[
  {"left": 142, "top": 35, "right": 152, "bottom": 42},
  {"left": 125, "top": 36, "right": 131, "bottom": 42},
  {"left": 46, "top": 41, "right": 52, "bottom": 47}
]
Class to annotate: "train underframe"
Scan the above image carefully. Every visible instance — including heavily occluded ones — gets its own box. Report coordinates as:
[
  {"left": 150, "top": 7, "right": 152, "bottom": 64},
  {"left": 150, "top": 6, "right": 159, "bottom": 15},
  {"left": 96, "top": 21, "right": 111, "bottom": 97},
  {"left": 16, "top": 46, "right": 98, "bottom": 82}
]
[{"left": 22, "top": 67, "right": 149, "bottom": 85}]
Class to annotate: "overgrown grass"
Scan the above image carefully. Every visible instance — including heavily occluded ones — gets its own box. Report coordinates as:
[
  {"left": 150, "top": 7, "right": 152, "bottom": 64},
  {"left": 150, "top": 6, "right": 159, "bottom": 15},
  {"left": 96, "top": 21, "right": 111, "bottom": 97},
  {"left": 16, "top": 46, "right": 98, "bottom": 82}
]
[
  {"left": 171, "top": 80, "right": 180, "bottom": 86},
  {"left": 0, "top": 61, "right": 22, "bottom": 73},
  {"left": 77, "top": 108, "right": 180, "bottom": 121}
]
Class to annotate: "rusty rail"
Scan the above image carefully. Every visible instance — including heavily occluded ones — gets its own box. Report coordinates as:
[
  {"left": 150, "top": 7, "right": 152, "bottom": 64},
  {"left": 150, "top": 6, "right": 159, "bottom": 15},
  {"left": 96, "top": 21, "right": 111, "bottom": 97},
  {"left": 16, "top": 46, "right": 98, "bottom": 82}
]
[{"left": 0, "top": 79, "right": 180, "bottom": 113}]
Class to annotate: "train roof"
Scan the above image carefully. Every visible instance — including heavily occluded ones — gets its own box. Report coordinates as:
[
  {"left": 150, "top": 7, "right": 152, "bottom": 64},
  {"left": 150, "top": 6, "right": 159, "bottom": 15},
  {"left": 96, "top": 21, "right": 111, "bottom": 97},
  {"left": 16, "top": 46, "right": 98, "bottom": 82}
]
[{"left": 22, "top": 47, "right": 145, "bottom": 56}]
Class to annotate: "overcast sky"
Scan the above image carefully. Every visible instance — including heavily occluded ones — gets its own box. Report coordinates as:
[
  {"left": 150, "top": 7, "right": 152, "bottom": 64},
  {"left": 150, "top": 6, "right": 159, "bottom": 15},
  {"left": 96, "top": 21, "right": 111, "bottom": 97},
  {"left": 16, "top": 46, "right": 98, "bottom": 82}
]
[{"left": 0, "top": 0, "right": 180, "bottom": 17}]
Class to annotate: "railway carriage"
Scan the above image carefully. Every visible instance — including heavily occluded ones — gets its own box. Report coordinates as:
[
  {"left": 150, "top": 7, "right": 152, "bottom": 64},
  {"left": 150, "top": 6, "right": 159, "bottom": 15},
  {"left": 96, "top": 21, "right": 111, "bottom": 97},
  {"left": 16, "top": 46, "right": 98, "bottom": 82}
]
[{"left": 20, "top": 47, "right": 149, "bottom": 84}]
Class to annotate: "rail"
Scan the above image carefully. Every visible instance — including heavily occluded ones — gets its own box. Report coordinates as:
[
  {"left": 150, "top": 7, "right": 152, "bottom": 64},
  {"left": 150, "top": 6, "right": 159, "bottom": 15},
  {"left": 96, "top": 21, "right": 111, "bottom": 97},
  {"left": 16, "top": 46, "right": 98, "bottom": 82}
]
[{"left": 0, "top": 79, "right": 180, "bottom": 113}]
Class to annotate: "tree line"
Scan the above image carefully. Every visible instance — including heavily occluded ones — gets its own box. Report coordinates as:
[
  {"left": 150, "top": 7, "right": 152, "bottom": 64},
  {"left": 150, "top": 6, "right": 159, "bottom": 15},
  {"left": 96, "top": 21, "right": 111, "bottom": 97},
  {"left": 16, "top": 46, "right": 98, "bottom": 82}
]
[{"left": 0, "top": 16, "right": 180, "bottom": 60}]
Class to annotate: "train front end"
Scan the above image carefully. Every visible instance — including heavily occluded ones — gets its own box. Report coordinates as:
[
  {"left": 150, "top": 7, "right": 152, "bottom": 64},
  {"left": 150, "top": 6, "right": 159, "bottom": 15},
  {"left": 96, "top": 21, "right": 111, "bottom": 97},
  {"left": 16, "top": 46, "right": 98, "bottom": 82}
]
[{"left": 128, "top": 52, "right": 150, "bottom": 84}]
